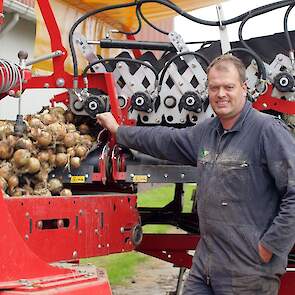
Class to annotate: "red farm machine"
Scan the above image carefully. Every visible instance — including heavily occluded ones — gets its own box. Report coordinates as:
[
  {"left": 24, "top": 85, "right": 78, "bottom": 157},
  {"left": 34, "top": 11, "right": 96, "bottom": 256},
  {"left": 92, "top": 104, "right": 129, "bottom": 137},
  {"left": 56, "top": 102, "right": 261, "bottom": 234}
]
[{"left": 0, "top": 0, "right": 295, "bottom": 294}]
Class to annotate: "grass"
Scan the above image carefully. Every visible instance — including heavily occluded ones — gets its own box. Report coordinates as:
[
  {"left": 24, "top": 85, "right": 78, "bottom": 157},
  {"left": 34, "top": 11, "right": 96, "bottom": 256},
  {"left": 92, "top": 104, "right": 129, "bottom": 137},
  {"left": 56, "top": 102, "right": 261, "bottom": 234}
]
[{"left": 81, "top": 184, "right": 196, "bottom": 285}]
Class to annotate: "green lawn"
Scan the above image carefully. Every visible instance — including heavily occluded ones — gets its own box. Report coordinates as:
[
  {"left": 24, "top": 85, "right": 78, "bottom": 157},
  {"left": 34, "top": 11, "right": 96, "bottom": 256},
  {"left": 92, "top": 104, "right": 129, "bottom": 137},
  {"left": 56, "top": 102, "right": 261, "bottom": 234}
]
[{"left": 81, "top": 184, "right": 196, "bottom": 285}]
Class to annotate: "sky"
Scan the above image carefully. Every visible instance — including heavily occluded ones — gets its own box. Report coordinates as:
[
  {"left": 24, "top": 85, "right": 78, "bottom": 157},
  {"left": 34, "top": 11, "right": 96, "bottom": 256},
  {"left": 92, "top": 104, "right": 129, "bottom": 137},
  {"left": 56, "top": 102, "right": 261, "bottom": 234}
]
[{"left": 175, "top": 0, "right": 295, "bottom": 49}]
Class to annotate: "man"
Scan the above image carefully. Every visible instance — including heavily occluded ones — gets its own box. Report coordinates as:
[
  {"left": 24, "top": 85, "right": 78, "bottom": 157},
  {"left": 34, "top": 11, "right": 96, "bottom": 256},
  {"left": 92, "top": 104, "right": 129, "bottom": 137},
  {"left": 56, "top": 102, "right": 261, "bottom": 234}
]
[{"left": 96, "top": 55, "right": 295, "bottom": 294}]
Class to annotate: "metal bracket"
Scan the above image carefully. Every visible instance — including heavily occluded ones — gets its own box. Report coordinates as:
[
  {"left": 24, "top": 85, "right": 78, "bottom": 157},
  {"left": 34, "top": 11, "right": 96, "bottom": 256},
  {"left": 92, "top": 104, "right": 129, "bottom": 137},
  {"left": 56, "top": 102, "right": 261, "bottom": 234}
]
[{"left": 216, "top": 4, "right": 231, "bottom": 54}]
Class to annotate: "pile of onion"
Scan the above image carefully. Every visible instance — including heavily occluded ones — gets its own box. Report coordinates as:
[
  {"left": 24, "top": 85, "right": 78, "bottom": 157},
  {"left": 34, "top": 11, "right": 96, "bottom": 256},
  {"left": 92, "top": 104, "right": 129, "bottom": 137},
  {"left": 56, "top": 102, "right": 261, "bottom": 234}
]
[{"left": 0, "top": 107, "right": 96, "bottom": 197}]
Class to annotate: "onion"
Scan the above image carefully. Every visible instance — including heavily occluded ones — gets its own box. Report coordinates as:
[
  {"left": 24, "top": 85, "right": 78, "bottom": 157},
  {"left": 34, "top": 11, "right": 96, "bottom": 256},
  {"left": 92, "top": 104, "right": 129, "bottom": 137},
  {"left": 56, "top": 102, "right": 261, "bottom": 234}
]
[
  {"left": 0, "top": 141, "right": 13, "bottom": 160},
  {"left": 8, "top": 175, "right": 19, "bottom": 192},
  {"left": 29, "top": 127, "right": 42, "bottom": 140},
  {"left": 28, "top": 117, "right": 44, "bottom": 129},
  {"left": 49, "top": 107, "right": 65, "bottom": 115},
  {"left": 33, "top": 187, "right": 52, "bottom": 196},
  {"left": 11, "top": 187, "right": 23, "bottom": 197},
  {"left": 40, "top": 113, "right": 57, "bottom": 125},
  {"left": 36, "top": 131, "right": 52, "bottom": 147},
  {"left": 15, "top": 138, "right": 33, "bottom": 151},
  {"left": 80, "top": 135, "right": 94, "bottom": 148},
  {"left": 60, "top": 188, "right": 72, "bottom": 196},
  {"left": 79, "top": 123, "right": 90, "bottom": 134},
  {"left": 48, "top": 178, "right": 63, "bottom": 194},
  {"left": 38, "top": 150, "right": 49, "bottom": 162},
  {"left": 49, "top": 107, "right": 65, "bottom": 122},
  {"left": 75, "top": 145, "right": 88, "bottom": 158},
  {"left": 70, "top": 157, "right": 81, "bottom": 169},
  {"left": 0, "top": 176, "right": 8, "bottom": 191},
  {"left": 63, "top": 132, "right": 76, "bottom": 148},
  {"left": 26, "top": 157, "right": 41, "bottom": 174},
  {"left": 0, "top": 123, "right": 14, "bottom": 139},
  {"left": 6, "top": 135, "right": 17, "bottom": 147},
  {"left": 55, "top": 153, "right": 68, "bottom": 167},
  {"left": 73, "top": 132, "right": 80, "bottom": 142},
  {"left": 0, "top": 162, "right": 13, "bottom": 180},
  {"left": 66, "top": 123, "right": 76, "bottom": 132},
  {"left": 47, "top": 122, "right": 67, "bottom": 141},
  {"left": 13, "top": 149, "right": 31, "bottom": 168},
  {"left": 64, "top": 111, "right": 75, "bottom": 123}
]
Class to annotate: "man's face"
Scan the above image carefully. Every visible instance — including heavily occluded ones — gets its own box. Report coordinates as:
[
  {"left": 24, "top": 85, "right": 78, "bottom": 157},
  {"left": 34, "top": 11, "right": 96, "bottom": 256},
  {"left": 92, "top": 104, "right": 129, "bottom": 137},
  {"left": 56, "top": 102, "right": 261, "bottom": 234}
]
[{"left": 208, "top": 62, "right": 247, "bottom": 120}]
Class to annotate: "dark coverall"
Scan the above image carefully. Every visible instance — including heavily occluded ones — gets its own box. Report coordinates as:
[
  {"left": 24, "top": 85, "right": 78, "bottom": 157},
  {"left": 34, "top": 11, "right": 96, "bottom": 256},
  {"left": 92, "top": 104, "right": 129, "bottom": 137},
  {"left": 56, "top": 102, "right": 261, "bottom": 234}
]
[{"left": 116, "top": 101, "right": 295, "bottom": 294}]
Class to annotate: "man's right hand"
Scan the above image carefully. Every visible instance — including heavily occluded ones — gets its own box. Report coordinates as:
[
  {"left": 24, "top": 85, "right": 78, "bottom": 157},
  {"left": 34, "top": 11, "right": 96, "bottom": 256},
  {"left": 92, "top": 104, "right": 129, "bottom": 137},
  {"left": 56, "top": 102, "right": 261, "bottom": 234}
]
[{"left": 96, "top": 112, "right": 119, "bottom": 135}]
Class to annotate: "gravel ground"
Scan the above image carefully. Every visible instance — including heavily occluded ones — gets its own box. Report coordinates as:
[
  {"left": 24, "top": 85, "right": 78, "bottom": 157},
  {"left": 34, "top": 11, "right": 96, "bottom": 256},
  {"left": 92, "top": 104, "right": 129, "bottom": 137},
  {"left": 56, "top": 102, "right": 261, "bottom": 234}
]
[{"left": 111, "top": 257, "right": 186, "bottom": 295}]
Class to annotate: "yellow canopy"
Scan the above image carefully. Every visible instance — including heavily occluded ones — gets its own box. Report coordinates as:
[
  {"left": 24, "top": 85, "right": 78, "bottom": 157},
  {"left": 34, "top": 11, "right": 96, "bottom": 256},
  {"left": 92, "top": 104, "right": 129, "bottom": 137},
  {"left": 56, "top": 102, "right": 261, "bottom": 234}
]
[
  {"left": 34, "top": 0, "right": 223, "bottom": 73},
  {"left": 61, "top": 0, "right": 223, "bottom": 32}
]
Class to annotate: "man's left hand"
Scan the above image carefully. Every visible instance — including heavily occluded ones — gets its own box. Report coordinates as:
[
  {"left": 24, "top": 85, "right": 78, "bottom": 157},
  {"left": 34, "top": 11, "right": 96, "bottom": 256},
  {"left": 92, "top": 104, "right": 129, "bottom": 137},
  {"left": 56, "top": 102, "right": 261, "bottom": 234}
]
[{"left": 258, "top": 242, "right": 273, "bottom": 263}]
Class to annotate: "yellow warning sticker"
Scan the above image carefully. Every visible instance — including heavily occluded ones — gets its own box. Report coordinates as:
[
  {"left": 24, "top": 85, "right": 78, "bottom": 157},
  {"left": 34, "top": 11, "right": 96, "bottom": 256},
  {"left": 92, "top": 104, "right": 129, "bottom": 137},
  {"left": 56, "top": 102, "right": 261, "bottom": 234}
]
[
  {"left": 132, "top": 175, "right": 148, "bottom": 183},
  {"left": 71, "top": 176, "right": 86, "bottom": 183}
]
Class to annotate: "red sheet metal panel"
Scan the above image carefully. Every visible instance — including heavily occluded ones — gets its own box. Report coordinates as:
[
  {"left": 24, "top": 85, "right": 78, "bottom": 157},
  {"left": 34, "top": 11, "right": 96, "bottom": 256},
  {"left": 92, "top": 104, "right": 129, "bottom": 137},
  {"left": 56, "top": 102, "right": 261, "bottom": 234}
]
[{"left": 5, "top": 193, "right": 140, "bottom": 262}]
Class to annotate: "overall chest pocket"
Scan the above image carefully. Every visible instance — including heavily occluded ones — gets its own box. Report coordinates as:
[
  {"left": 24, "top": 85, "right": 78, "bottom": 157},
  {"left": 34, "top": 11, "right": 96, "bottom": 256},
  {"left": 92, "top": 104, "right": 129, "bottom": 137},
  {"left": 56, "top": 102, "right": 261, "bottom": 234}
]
[{"left": 217, "top": 160, "right": 250, "bottom": 203}]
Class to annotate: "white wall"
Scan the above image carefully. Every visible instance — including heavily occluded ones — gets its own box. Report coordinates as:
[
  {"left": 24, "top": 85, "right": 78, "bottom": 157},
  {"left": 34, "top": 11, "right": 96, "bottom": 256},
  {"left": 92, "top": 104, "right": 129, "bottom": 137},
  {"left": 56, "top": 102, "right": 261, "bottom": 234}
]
[{"left": 0, "top": 16, "right": 62, "bottom": 120}]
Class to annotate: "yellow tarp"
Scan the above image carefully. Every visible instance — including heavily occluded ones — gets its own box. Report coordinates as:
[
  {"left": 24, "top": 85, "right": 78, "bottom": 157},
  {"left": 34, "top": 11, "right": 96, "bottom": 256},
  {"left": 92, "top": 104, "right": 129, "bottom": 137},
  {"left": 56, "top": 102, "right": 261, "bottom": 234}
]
[{"left": 34, "top": 0, "right": 223, "bottom": 73}]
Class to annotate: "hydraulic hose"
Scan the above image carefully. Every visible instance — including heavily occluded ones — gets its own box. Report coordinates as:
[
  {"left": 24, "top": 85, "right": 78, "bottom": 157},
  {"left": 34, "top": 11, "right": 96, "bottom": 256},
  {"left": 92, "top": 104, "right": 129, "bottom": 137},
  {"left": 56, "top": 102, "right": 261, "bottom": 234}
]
[
  {"left": 69, "top": 2, "right": 137, "bottom": 85},
  {"left": 158, "top": 51, "right": 210, "bottom": 89},
  {"left": 69, "top": 0, "right": 294, "bottom": 85},
  {"left": 137, "top": 5, "right": 169, "bottom": 35},
  {"left": 137, "top": 0, "right": 294, "bottom": 27},
  {"left": 227, "top": 47, "right": 267, "bottom": 82},
  {"left": 284, "top": 4, "right": 295, "bottom": 58},
  {"left": 118, "top": 5, "right": 142, "bottom": 36}
]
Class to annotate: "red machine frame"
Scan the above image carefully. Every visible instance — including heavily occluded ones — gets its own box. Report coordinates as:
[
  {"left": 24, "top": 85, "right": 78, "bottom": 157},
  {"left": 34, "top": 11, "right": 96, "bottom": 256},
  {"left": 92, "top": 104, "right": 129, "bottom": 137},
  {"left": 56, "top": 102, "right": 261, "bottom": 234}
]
[{"left": 1, "top": 0, "right": 295, "bottom": 294}]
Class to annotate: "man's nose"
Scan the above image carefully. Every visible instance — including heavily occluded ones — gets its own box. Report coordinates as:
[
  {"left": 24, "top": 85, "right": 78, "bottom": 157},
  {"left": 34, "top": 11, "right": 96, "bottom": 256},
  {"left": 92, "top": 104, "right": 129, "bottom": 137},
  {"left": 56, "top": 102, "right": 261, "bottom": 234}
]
[{"left": 217, "top": 87, "right": 226, "bottom": 97}]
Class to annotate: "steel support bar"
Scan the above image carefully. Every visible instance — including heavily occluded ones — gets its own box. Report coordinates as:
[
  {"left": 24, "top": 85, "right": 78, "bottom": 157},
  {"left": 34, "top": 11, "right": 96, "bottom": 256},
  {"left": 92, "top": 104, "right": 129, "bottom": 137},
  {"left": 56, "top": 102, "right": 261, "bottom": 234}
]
[{"left": 136, "top": 233, "right": 200, "bottom": 268}]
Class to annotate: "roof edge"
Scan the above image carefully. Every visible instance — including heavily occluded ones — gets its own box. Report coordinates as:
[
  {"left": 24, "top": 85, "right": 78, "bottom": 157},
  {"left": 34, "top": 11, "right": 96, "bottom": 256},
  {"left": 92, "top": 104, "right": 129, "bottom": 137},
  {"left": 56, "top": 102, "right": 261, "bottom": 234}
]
[{"left": 3, "top": 0, "right": 35, "bottom": 22}]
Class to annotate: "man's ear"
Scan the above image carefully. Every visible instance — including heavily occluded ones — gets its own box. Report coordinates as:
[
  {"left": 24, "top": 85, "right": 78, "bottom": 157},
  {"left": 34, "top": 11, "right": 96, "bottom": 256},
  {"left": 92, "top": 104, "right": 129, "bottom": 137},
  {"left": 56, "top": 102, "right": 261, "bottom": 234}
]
[{"left": 242, "top": 82, "right": 247, "bottom": 97}]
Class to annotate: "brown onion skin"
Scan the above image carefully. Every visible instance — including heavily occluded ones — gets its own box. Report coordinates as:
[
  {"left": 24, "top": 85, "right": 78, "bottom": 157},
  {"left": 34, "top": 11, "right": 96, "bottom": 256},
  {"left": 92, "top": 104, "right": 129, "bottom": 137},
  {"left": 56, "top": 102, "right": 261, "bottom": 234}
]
[
  {"left": 36, "top": 131, "right": 52, "bottom": 147},
  {"left": 40, "top": 113, "right": 57, "bottom": 125},
  {"left": 0, "top": 142, "right": 13, "bottom": 160},
  {"left": 0, "top": 162, "right": 13, "bottom": 180},
  {"left": 0, "top": 176, "right": 8, "bottom": 191},
  {"left": 70, "top": 157, "right": 81, "bottom": 169},
  {"left": 79, "top": 123, "right": 90, "bottom": 135},
  {"left": 26, "top": 157, "right": 41, "bottom": 174},
  {"left": 7, "top": 175, "right": 19, "bottom": 191},
  {"left": 60, "top": 188, "right": 72, "bottom": 196},
  {"left": 48, "top": 178, "right": 63, "bottom": 195},
  {"left": 63, "top": 133, "right": 77, "bottom": 148},
  {"left": 55, "top": 153, "right": 68, "bottom": 167},
  {"left": 75, "top": 145, "right": 88, "bottom": 158},
  {"left": 13, "top": 149, "right": 31, "bottom": 168},
  {"left": 38, "top": 151, "right": 49, "bottom": 163}
]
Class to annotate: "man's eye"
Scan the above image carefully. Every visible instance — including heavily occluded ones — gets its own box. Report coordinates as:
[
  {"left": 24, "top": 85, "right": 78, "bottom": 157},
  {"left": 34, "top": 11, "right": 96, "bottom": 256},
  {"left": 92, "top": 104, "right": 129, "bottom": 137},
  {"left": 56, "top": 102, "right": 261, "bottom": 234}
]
[
  {"left": 209, "top": 86, "right": 218, "bottom": 91},
  {"left": 226, "top": 85, "right": 234, "bottom": 90}
]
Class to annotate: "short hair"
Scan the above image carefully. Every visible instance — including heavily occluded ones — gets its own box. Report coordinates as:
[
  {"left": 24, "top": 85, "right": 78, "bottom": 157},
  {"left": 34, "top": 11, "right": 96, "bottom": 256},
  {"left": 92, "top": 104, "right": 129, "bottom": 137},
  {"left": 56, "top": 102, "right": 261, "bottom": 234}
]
[{"left": 207, "top": 54, "right": 246, "bottom": 84}]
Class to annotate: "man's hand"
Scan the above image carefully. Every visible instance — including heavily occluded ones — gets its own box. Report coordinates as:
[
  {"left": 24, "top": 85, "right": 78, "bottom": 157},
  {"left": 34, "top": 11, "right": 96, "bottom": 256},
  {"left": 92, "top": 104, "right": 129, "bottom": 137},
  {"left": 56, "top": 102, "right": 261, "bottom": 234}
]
[
  {"left": 258, "top": 242, "right": 273, "bottom": 263},
  {"left": 96, "top": 112, "right": 119, "bottom": 135}
]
